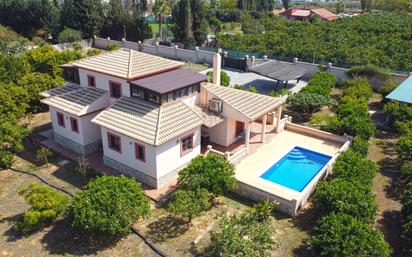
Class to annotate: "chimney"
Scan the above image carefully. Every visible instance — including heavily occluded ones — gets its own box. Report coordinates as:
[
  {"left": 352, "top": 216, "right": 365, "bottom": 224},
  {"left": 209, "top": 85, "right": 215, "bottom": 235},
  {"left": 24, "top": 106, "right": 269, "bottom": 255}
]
[{"left": 212, "top": 51, "right": 222, "bottom": 85}]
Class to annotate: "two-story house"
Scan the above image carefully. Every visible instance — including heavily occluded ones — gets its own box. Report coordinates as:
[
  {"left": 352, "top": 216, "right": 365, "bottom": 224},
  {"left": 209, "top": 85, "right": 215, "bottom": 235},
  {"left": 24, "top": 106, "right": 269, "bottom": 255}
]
[{"left": 41, "top": 48, "right": 285, "bottom": 189}]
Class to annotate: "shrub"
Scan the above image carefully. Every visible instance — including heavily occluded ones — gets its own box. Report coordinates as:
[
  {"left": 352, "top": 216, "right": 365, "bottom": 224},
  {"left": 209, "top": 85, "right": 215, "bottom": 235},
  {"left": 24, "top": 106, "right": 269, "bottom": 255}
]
[
  {"left": 396, "top": 133, "right": 412, "bottom": 161},
  {"left": 332, "top": 150, "right": 377, "bottom": 183},
  {"left": 336, "top": 98, "right": 375, "bottom": 139},
  {"left": 287, "top": 92, "right": 336, "bottom": 113},
  {"left": 268, "top": 88, "right": 290, "bottom": 97},
  {"left": 247, "top": 86, "right": 257, "bottom": 93},
  {"left": 248, "top": 200, "right": 278, "bottom": 222},
  {"left": 343, "top": 78, "right": 373, "bottom": 100},
  {"left": 167, "top": 188, "right": 212, "bottom": 222},
  {"left": 313, "top": 179, "right": 377, "bottom": 223},
  {"left": 402, "top": 215, "right": 412, "bottom": 251},
  {"left": 86, "top": 48, "right": 102, "bottom": 57},
  {"left": 16, "top": 183, "right": 70, "bottom": 232},
  {"left": 383, "top": 101, "right": 412, "bottom": 128},
  {"left": 36, "top": 146, "right": 53, "bottom": 166},
  {"left": 302, "top": 71, "right": 336, "bottom": 96},
  {"left": 207, "top": 70, "right": 230, "bottom": 86},
  {"left": 178, "top": 154, "right": 237, "bottom": 196},
  {"left": 379, "top": 80, "right": 398, "bottom": 96},
  {"left": 347, "top": 64, "right": 389, "bottom": 79},
  {"left": 208, "top": 211, "right": 275, "bottom": 257},
  {"left": 106, "top": 42, "right": 120, "bottom": 51},
  {"left": 401, "top": 183, "right": 412, "bottom": 218},
  {"left": 401, "top": 162, "right": 412, "bottom": 182},
  {"left": 351, "top": 136, "right": 369, "bottom": 156},
  {"left": 58, "top": 28, "right": 82, "bottom": 44},
  {"left": 233, "top": 84, "right": 243, "bottom": 90},
  {"left": 66, "top": 175, "right": 150, "bottom": 236},
  {"left": 311, "top": 213, "right": 391, "bottom": 257}
]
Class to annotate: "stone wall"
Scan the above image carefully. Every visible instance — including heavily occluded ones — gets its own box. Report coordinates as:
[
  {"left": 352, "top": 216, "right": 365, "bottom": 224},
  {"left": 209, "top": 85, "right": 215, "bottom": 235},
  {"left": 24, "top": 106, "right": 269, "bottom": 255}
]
[{"left": 54, "top": 132, "right": 101, "bottom": 155}]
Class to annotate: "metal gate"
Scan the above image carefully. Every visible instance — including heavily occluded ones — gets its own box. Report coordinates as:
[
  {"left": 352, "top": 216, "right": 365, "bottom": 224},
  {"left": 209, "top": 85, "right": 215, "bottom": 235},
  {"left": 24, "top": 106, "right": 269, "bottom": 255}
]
[{"left": 223, "top": 56, "right": 246, "bottom": 71}]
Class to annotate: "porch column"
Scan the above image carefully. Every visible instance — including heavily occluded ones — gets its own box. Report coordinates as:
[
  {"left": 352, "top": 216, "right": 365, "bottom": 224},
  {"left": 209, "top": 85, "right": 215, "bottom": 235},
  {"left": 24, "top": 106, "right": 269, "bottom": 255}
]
[
  {"left": 245, "top": 122, "right": 251, "bottom": 153},
  {"left": 275, "top": 105, "right": 283, "bottom": 133},
  {"left": 261, "top": 114, "right": 267, "bottom": 143}
]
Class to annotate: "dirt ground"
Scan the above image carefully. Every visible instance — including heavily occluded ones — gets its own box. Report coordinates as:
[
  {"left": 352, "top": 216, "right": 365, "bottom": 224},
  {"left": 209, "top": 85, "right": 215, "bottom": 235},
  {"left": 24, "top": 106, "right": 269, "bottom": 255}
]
[{"left": 0, "top": 112, "right": 310, "bottom": 257}]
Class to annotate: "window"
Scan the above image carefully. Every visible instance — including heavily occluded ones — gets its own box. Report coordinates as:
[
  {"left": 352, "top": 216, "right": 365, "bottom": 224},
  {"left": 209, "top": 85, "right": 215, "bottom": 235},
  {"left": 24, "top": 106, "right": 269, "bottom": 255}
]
[
  {"left": 147, "top": 93, "right": 160, "bottom": 104},
  {"left": 56, "top": 112, "right": 65, "bottom": 127},
  {"left": 131, "top": 87, "right": 145, "bottom": 99},
  {"left": 107, "top": 132, "right": 121, "bottom": 152},
  {"left": 188, "top": 86, "right": 193, "bottom": 95},
  {"left": 87, "top": 75, "right": 96, "bottom": 87},
  {"left": 181, "top": 134, "right": 194, "bottom": 156},
  {"left": 109, "top": 81, "right": 122, "bottom": 98},
  {"left": 135, "top": 143, "right": 145, "bottom": 162},
  {"left": 70, "top": 117, "right": 79, "bottom": 133},
  {"left": 193, "top": 84, "right": 200, "bottom": 93}
]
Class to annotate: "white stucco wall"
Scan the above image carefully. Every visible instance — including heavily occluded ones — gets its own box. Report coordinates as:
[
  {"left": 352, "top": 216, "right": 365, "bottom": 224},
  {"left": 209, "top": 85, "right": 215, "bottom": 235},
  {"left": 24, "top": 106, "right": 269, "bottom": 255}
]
[
  {"left": 203, "top": 119, "right": 238, "bottom": 147},
  {"left": 78, "top": 68, "right": 130, "bottom": 101},
  {"left": 50, "top": 107, "right": 101, "bottom": 145},
  {"left": 100, "top": 127, "right": 157, "bottom": 178},
  {"left": 156, "top": 127, "right": 201, "bottom": 179}
]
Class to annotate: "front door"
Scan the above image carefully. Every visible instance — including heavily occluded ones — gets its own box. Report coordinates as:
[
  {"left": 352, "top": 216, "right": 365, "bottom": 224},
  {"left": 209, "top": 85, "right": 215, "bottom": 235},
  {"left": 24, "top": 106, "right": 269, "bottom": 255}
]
[{"left": 235, "top": 121, "right": 245, "bottom": 137}]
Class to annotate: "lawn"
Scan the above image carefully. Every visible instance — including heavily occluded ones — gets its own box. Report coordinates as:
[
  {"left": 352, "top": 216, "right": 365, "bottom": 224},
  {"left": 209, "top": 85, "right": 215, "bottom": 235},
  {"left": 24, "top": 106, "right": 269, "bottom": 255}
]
[{"left": 0, "top": 112, "right": 311, "bottom": 257}]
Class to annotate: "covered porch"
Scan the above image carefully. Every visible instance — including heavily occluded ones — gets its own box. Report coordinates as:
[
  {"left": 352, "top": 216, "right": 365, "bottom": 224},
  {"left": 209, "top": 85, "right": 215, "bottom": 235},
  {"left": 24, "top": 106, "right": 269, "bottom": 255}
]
[{"left": 201, "top": 105, "right": 285, "bottom": 164}]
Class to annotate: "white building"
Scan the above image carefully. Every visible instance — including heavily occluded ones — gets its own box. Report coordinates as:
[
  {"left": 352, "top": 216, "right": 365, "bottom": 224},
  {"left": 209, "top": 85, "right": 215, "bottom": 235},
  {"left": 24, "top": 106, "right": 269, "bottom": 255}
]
[{"left": 41, "top": 48, "right": 285, "bottom": 188}]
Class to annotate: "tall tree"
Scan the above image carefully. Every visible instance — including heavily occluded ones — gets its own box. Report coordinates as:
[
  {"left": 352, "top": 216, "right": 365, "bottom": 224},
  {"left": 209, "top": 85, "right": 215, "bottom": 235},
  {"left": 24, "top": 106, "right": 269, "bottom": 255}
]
[
  {"left": 282, "top": 0, "right": 290, "bottom": 9},
  {"left": 61, "top": 0, "right": 104, "bottom": 38},
  {"left": 152, "top": 0, "right": 171, "bottom": 40},
  {"left": 191, "top": 0, "right": 208, "bottom": 45}
]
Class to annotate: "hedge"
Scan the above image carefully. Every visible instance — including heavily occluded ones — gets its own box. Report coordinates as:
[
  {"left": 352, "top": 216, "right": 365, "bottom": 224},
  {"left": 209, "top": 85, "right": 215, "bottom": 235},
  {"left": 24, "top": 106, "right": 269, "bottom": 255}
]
[
  {"left": 311, "top": 213, "right": 391, "bottom": 257},
  {"left": 332, "top": 150, "right": 377, "bottom": 184},
  {"left": 301, "top": 71, "right": 336, "bottom": 96}
]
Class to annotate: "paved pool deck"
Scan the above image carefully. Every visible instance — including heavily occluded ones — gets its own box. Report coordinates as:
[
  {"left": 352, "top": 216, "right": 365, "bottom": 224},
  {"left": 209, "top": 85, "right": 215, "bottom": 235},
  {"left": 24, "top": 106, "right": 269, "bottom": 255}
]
[{"left": 235, "top": 129, "right": 343, "bottom": 202}]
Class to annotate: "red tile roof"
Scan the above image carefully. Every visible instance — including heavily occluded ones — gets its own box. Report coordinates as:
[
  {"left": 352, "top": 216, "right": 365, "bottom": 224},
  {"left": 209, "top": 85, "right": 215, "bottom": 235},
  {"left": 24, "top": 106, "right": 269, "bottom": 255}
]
[{"left": 279, "top": 8, "right": 337, "bottom": 21}]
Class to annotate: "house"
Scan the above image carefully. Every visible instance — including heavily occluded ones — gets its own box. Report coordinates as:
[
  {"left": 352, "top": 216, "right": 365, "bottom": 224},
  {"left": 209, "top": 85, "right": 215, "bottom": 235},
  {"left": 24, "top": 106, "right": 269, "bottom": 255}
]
[
  {"left": 41, "top": 49, "right": 285, "bottom": 189},
  {"left": 40, "top": 48, "right": 350, "bottom": 215},
  {"left": 279, "top": 8, "right": 338, "bottom": 22}
]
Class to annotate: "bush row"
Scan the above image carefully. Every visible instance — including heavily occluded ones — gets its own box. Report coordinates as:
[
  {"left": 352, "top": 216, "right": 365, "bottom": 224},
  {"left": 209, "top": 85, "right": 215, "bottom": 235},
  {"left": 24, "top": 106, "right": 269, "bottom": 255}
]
[
  {"left": 301, "top": 71, "right": 337, "bottom": 96},
  {"left": 311, "top": 80, "right": 389, "bottom": 255},
  {"left": 311, "top": 148, "right": 390, "bottom": 256}
]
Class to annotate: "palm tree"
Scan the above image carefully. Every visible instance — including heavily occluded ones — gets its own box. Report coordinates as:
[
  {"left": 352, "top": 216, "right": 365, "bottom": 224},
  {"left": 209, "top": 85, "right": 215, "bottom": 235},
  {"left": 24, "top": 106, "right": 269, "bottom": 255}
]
[{"left": 152, "top": 0, "right": 171, "bottom": 40}]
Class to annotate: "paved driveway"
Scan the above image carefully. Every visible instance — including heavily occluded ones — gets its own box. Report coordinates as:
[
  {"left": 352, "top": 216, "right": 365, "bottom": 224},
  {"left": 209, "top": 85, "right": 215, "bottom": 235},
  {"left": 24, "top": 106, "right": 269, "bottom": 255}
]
[{"left": 201, "top": 68, "right": 307, "bottom": 95}]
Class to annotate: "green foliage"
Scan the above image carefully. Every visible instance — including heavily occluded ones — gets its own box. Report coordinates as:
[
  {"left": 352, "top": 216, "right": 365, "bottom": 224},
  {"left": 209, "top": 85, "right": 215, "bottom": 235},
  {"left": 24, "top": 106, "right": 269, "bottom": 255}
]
[
  {"left": 311, "top": 213, "right": 391, "bottom": 257},
  {"left": 207, "top": 70, "right": 231, "bottom": 86},
  {"left": 0, "top": 52, "right": 31, "bottom": 84},
  {"left": 218, "top": 12, "right": 412, "bottom": 72},
  {"left": 384, "top": 101, "right": 412, "bottom": 131},
  {"left": 379, "top": 81, "right": 398, "bottom": 96},
  {"left": 86, "top": 48, "right": 102, "bottom": 57},
  {"left": 17, "top": 73, "right": 64, "bottom": 112},
  {"left": 0, "top": 115, "right": 29, "bottom": 169},
  {"left": 314, "top": 179, "right": 377, "bottom": 223},
  {"left": 401, "top": 161, "right": 412, "bottom": 182},
  {"left": 178, "top": 154, "right": 237, "bottom": 196},
  {"left": 61, "top": 0, "right": 104, "bottom": 38},
  {"left": 57, "top": 28, "right": 82, "bottom": 44},
  {"left": 301, "top": 71, "right": 336, "bottom": 96},
  {"left": 335, "top": 98, "right": 375, "bottom": 139},
  {"left": 247, "top": 86, "right": 257, "bottom": 93},
  {"left": 396, "top": 133, "right": 412, "bottom": 162},
  {"left": 342, "top": 78, "right": 373, "bottom": 100},
  {"left": 347, "top": 64, "right": 389, "bottom": 79},
  {"left": 66, "top": 175, "right": 150, "bottom": 236},
  {"left": 36, "top": 147, "right": 53, "bottom": 166},
  {"left": 233, "top": 84, "right": 243, "bottom": 90},
  {"left": 16, "top": 183, "right": 70, "bottom": 232},
  {"left": 167, "top": 188, "right": 212, "bottom": 222},
  {"left": 106, "top": 42, "right": 120, "bottom": 51},
  {"left": 268, "top": 88, "right": 290, "bottom": 97},
  {"left": 23, "top": 45, "right": 83, "bottom": 78},
  {"left": 287, "top": 92, "right": 336, "bottom": 113},
  {"left": 172, "top": 0, "right": 209, "bottom": 45},
  {"left": 350, "top": 136, "right": 369, "bottom": 156},
  {"left": 208, "top": 211, "right": 275, "bottom": 257},
  {"left": 333, "top": 150, "right": 377, "bottom": 183},
  {"left": 248, "top": 200, "right": 278, "bottom": 222}
]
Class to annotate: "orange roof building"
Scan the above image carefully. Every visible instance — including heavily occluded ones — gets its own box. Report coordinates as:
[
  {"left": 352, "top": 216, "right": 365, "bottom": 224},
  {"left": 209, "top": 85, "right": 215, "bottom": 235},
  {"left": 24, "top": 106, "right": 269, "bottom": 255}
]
[{"left": 279, "top": 8, "right": 338, "bottom": 22}]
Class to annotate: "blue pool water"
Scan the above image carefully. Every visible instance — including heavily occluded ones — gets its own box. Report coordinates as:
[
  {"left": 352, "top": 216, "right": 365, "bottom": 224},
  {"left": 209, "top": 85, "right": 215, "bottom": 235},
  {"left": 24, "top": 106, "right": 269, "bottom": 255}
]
[{"left": 260, "top": 147, "right": 332, "bottom": 192}]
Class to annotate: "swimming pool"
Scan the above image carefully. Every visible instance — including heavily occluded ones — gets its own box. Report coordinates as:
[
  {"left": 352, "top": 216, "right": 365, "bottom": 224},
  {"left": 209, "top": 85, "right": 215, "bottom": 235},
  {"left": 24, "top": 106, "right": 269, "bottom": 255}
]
[{"left": 260, "top": 146, "right": 332, "bottom": 192}]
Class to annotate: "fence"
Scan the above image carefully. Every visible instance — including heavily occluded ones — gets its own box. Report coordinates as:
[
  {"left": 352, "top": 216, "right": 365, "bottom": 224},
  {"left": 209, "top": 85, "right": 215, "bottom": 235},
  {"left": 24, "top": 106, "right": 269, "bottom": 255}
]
[{"left": 92, "top": 37, "right": 408, "bottom": 84}]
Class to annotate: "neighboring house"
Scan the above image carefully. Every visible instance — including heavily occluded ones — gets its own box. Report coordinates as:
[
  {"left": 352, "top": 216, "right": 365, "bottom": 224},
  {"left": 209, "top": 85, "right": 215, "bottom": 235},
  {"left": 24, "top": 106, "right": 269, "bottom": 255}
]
[
  {"left": 279, "top": 8, "right": 338, "bottom": 22},
  {"left": 41, "top": 49, "right": 286, "bottom": 188}
]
